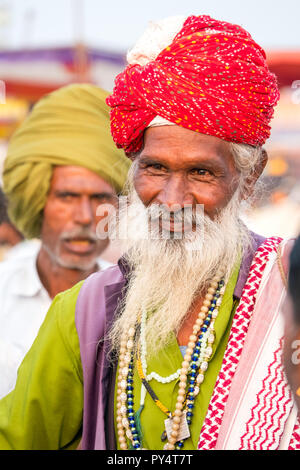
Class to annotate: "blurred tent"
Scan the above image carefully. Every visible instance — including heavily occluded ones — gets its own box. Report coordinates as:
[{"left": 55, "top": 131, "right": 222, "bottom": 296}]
[
  {"left": 0, "top": 44, "right": 125, "bottom": 101},
  {"left": 0, "top": 44, "right": 125, "bottom": 137},
  {"left": 267, "top": 50, "right": 300, "bottom": 89}
]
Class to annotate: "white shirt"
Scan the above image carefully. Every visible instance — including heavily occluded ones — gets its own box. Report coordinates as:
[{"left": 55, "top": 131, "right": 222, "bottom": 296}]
[{"left": 0, "top": 240, "right": 112, "bottom": 399}]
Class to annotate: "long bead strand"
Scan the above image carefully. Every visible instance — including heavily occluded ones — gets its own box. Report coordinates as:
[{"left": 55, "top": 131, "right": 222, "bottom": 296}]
[
  {"left": 174, "top": 279, "right": 226, "bottom": 449},
  {"left": 164, "top": 272, "right": 225, "bottom": 450},
  {"left": 116, "top": 326, "right": 136, "bottom": 450}
]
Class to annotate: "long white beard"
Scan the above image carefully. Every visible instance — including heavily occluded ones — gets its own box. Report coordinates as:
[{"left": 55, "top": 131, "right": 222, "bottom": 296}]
[{"left": 107, "top": 188, "right": 252, "bottom": 357}]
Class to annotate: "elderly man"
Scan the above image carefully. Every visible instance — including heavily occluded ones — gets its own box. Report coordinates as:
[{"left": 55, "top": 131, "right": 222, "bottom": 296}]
[
  {"left": 0, "top": 15, "right": 298, "bottom": 450},
  {"left": 0, "top": 83, "right": 130, "bottom": 399}
]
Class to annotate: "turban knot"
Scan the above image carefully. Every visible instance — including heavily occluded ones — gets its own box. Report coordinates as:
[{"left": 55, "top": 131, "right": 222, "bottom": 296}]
[
  {"left": 107, "top": 15, "right": 280, "bottom": 154},
  {"left": 3, "top": 84, "right": 131, "bottom": 239}
]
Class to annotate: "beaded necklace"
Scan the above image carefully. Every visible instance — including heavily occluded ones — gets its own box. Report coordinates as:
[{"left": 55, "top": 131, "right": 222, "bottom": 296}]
[
  {"left": 116, "top": 271, "right": 226, "bottom": 450},
  {"left": 140, "top": 307, "right": 182, "bottom": 384}
]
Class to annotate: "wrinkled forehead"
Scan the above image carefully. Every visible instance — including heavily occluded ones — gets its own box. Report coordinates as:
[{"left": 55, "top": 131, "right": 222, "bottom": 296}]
[
  {"left": 140, "top": 125, "right": 234, "bottom": 168},
  {"left": 48, "top": 166, "right": 116, "bottom": 194}
]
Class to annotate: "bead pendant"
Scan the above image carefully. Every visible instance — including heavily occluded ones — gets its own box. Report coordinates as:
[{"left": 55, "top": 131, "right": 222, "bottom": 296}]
[{"left": 164, "top": 411, "right": 190, "bottom": 442}]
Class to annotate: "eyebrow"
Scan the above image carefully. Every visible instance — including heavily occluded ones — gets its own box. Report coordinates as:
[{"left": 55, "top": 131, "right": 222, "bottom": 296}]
[
  {"left": 54, "top": 190, "right": 116, "bottom": 198},
  {"left": 138, "top": 154, "right": 227, "bottom": 172},
  {"left": 138, "top": 156, "right": 166, "bottom": 165}
]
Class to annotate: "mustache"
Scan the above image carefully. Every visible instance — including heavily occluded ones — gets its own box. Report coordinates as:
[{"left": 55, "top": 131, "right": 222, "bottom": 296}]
[
  {"left": 146, "top": 204, "right": 204, "bottom": 225},
  {"left": 59, "top": 229, "right": 98, "bottom": 242}
]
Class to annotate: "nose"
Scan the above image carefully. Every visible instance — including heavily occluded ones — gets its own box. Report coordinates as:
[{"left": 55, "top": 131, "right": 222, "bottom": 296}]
[
  {"left": 74, "top": 197, "right": 93, "bottom": 226},
  {"left": 156, "top": 175, "right": 191, "bottom": 210}
]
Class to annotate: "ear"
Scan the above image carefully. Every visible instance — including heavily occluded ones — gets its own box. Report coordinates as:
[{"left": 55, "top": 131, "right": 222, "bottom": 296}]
[
  {"left": 240, "top": 148, "right": 268, "bottom": 200},
  {"left": 127, "top": 152, "right": 137, "bottom": 162},
  {"left": 128, "top": 138, "right": 145, "bottom": 162},
  {"left": 127, "top": 149, "right": 143, "bottom": 162}
]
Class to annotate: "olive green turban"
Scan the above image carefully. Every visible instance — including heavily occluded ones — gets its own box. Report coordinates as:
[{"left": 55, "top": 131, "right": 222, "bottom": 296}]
[{"left": 3, "top": 83, "right": 131, "bottom": 239}]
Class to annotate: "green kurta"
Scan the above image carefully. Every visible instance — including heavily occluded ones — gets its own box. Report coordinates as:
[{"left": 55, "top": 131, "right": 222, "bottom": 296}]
[
  {"left": 0, "top": 282, "right": 84, "bottom": 450},
  {"left": 115, "top": 261, "right": 240, "bottom": 450}
]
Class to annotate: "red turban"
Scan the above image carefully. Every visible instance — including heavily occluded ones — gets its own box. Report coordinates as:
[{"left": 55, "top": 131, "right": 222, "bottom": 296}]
[{"left": 107, "top": 15, "right": 280, "bottom": 154}]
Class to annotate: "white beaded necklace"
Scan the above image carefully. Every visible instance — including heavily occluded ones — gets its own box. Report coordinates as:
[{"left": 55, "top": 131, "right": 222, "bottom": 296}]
[
  {"left": 140, "top": 310, "right": 212, "bottom": 384},
  {"left": 140, "top": 307, "right": 182, "bottom": 383}
]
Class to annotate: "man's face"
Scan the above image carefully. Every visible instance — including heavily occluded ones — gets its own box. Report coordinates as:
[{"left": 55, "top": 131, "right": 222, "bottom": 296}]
[
  {"left": 40, "top": 165, "right": 117, "bottom": 271},
  {"left": 133, "top": 125, "right": 240, "bottom": 232}
]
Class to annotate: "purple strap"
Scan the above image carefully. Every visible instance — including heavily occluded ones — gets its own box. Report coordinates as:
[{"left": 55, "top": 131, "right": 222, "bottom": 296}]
[{"left": 75, "top": 265, "right": 125, "bottom": 449}]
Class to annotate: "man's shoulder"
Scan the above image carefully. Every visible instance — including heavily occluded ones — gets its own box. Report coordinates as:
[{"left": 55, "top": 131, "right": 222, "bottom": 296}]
[
  {"left": 79, "top": 263, "right": 125, "bottom": 291},
  {"left": 0, "top": 240, "right": 40, "bottom": 277},
  {"left": 74, "top": 262, "right": 125, "bottom": 314},
  {"left": 252, "top": 234, "right": 294, "bottom": 272},
  {"left": 53, "top": 263, "right": 124, "bottom": 321},
  {"left": 0, "top": 252, "right": 32, "bottom": 285},
  {"left": 73, "top": 263, "right": 126, "bottom": 346},
  {"left": 250, "top": 232, "right": 295, "bottom": 255}
]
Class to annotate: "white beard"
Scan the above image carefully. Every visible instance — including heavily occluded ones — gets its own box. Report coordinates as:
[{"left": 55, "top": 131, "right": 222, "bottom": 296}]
[{"left": 107, "top": 187, "right": 252, "bottom": 357}]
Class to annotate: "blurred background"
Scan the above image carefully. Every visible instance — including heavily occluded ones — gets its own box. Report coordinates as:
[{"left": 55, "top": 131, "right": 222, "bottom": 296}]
[{"left": 0, "top": 0, "right": 299, "bottom": 241}]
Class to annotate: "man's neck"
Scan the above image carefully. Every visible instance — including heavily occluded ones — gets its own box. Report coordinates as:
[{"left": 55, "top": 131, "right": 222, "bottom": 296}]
[
  {"left": 36, "top": 248, "right": 99, "bottom": 299},
  {"left": 177, "top": 293, "right": 206, "bottom": 346}
]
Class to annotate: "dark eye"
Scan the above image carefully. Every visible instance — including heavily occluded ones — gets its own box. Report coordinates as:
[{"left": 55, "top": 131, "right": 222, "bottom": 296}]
[
  {"left": 57, "top": 192, "right": 77, "bottom": 201},
  {"left": 141, "top": 162, "right": 167, "bottom": 174},
  {"left": 190, "top": 168, "right": 212, "bottom": 176},
  {"left": 93, "top": 194, "right": 115, "bottom": 204},
  {"left": 150, "top": 164, "right": 164, "bottom": 171}
]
